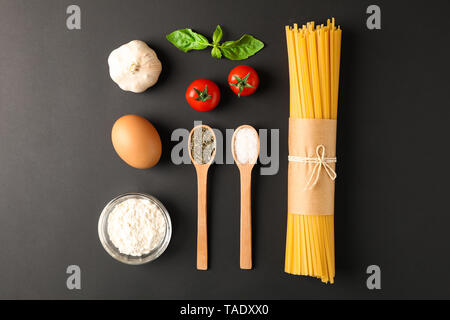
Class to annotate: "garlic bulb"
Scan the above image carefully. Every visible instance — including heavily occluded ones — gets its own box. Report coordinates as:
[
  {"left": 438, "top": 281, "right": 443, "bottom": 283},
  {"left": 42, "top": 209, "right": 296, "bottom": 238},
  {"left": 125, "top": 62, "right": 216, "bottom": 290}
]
[{"left": 108, "top": 40, "right": 162, "bottom": 93}]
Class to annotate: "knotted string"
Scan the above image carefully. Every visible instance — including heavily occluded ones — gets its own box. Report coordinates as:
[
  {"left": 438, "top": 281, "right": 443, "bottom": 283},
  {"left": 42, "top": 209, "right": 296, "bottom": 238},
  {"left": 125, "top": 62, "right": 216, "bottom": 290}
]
[{"left": 288, "top": 144, "right": 337, "bottom": 190}]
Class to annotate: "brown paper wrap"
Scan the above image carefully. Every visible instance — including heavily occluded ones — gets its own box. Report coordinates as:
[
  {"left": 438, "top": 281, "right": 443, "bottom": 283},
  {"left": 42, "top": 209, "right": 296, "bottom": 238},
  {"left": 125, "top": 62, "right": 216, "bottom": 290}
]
[{"left": 288, "top": 118, "right": 337, "bottom": 215}]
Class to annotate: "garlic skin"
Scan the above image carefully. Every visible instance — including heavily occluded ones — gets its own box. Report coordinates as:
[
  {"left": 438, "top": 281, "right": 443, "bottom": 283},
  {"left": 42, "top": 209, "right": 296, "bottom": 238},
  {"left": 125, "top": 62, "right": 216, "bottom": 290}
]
[{"left": 108, "top": 40, "right": 162, "bottom": 93}]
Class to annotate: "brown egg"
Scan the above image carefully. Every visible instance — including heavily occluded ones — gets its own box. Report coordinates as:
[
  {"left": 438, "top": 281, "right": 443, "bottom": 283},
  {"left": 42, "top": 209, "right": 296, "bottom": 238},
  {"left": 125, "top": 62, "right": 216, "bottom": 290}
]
[{"left": 111, "top": 114, "right": 162, "bottom": 169}]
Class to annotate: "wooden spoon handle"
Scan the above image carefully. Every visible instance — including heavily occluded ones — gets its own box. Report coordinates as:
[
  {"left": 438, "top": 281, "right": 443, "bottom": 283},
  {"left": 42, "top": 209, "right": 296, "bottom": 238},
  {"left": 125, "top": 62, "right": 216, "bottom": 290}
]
[
  {"left": 196, "top": 167, "right": 208, "bottom": 270},
  {"left": 240, "top": 168, "right": 252, "bottom": 269}
]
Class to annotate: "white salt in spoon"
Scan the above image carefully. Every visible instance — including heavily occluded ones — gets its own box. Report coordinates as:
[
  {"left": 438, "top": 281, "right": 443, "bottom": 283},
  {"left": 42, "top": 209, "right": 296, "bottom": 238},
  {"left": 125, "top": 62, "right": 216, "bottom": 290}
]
[
  {"left": 188, "top": 125, "right": 216, "bottom": 270},
  {"left": 231, "top": 125, "right": 260, "bottom": 269}
]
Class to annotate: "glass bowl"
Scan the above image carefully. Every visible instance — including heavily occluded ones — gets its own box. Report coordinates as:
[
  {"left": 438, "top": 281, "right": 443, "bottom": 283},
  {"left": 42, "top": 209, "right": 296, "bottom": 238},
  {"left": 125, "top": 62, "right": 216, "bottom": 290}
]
[{"left": 98, "top": 193, "right": 172, "bottom": 265}]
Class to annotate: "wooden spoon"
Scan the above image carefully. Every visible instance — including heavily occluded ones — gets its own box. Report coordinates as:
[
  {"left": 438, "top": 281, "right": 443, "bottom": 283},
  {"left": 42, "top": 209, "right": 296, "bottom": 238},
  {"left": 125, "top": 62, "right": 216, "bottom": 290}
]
[
  {"left": 188, "top": 125, "right": 216, "bottom": 270},
  {"left": 231, "top": 125, "right": 260, "bottom": 269}
]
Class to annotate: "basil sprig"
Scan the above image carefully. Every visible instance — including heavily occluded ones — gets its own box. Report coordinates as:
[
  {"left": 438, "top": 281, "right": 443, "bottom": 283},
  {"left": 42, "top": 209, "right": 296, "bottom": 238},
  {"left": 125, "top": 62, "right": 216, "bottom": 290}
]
[
  {"left": 165, "top": 28, "right": 209, "bottom": 52},
  {"left": 166, "top": 25, "right": 264, "bottom": 60}
]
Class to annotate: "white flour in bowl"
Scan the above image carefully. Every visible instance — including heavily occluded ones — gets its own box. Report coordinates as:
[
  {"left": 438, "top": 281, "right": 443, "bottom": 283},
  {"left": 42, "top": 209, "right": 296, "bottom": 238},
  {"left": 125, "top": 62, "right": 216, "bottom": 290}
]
[{"left": 107, "top": 198, "right": 166, "bottom": 256}]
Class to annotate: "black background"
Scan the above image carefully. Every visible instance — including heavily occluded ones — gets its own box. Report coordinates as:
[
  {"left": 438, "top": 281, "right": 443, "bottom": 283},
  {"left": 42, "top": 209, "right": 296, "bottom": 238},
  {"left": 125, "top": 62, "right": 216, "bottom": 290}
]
[{"left": 0, "top": 0, "right": 449, "bottom": 299}]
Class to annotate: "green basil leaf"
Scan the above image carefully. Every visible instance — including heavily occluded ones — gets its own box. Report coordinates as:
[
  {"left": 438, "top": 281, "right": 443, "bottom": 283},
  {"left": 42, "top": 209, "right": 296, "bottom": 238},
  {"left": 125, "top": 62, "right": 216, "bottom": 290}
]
[
  {"left": 220, "top": 34, "right": 264, "bottom": 60},
  {"left": 211, "top": 47, "right": 222, "bottom": 59},
  {"left": 166, "top": 28, "right": 210, "bottom": 53},
  {"left": 212, "top": 25, "right": 223, "bottom": 44}
]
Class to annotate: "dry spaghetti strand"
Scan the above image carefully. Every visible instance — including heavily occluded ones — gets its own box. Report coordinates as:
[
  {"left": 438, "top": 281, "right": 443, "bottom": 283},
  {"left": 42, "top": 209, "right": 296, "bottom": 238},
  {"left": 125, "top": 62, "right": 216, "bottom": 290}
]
[{"left": 284, "top": 19, "right": 341, "bottom": 283}]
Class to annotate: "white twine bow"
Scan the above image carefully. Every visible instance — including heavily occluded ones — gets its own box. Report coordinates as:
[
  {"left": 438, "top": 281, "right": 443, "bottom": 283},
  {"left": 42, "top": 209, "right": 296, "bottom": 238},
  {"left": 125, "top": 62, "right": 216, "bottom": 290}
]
[{"left": 288, "top": 144, "right": 337, "bottom": 190}]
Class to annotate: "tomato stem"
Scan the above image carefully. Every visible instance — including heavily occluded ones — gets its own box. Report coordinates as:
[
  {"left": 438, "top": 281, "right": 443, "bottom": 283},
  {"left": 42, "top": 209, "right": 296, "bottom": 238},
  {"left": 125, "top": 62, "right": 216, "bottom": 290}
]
[
  {"left": 193, "top": 85, "right": 212, "bottom": 102},
  {"left": 229, "top": 72, "right": 255, "bottom": 97}
]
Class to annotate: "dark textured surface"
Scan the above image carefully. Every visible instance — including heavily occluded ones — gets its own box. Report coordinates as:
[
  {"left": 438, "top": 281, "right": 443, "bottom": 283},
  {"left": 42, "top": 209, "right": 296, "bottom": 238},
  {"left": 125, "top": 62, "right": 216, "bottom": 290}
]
[{"left": 0, "top": 0, "right": 449, "bottom": 299}]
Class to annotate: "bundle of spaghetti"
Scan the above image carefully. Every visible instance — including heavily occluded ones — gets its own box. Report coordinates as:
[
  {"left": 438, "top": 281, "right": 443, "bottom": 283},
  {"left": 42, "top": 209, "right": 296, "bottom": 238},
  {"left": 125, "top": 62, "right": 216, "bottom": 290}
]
[{"left": 284, "top": 18, "right": 341, "bottom": 283}]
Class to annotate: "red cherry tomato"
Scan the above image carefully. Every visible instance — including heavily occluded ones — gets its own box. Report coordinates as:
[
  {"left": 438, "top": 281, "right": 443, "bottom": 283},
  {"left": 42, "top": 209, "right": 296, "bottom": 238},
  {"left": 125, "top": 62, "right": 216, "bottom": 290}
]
[
  {"left": 228, "top": 65, "right": 259, "bottom": 97},
  {"left": 185, "top": 79, "right": 220, "bottom": 112}
]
